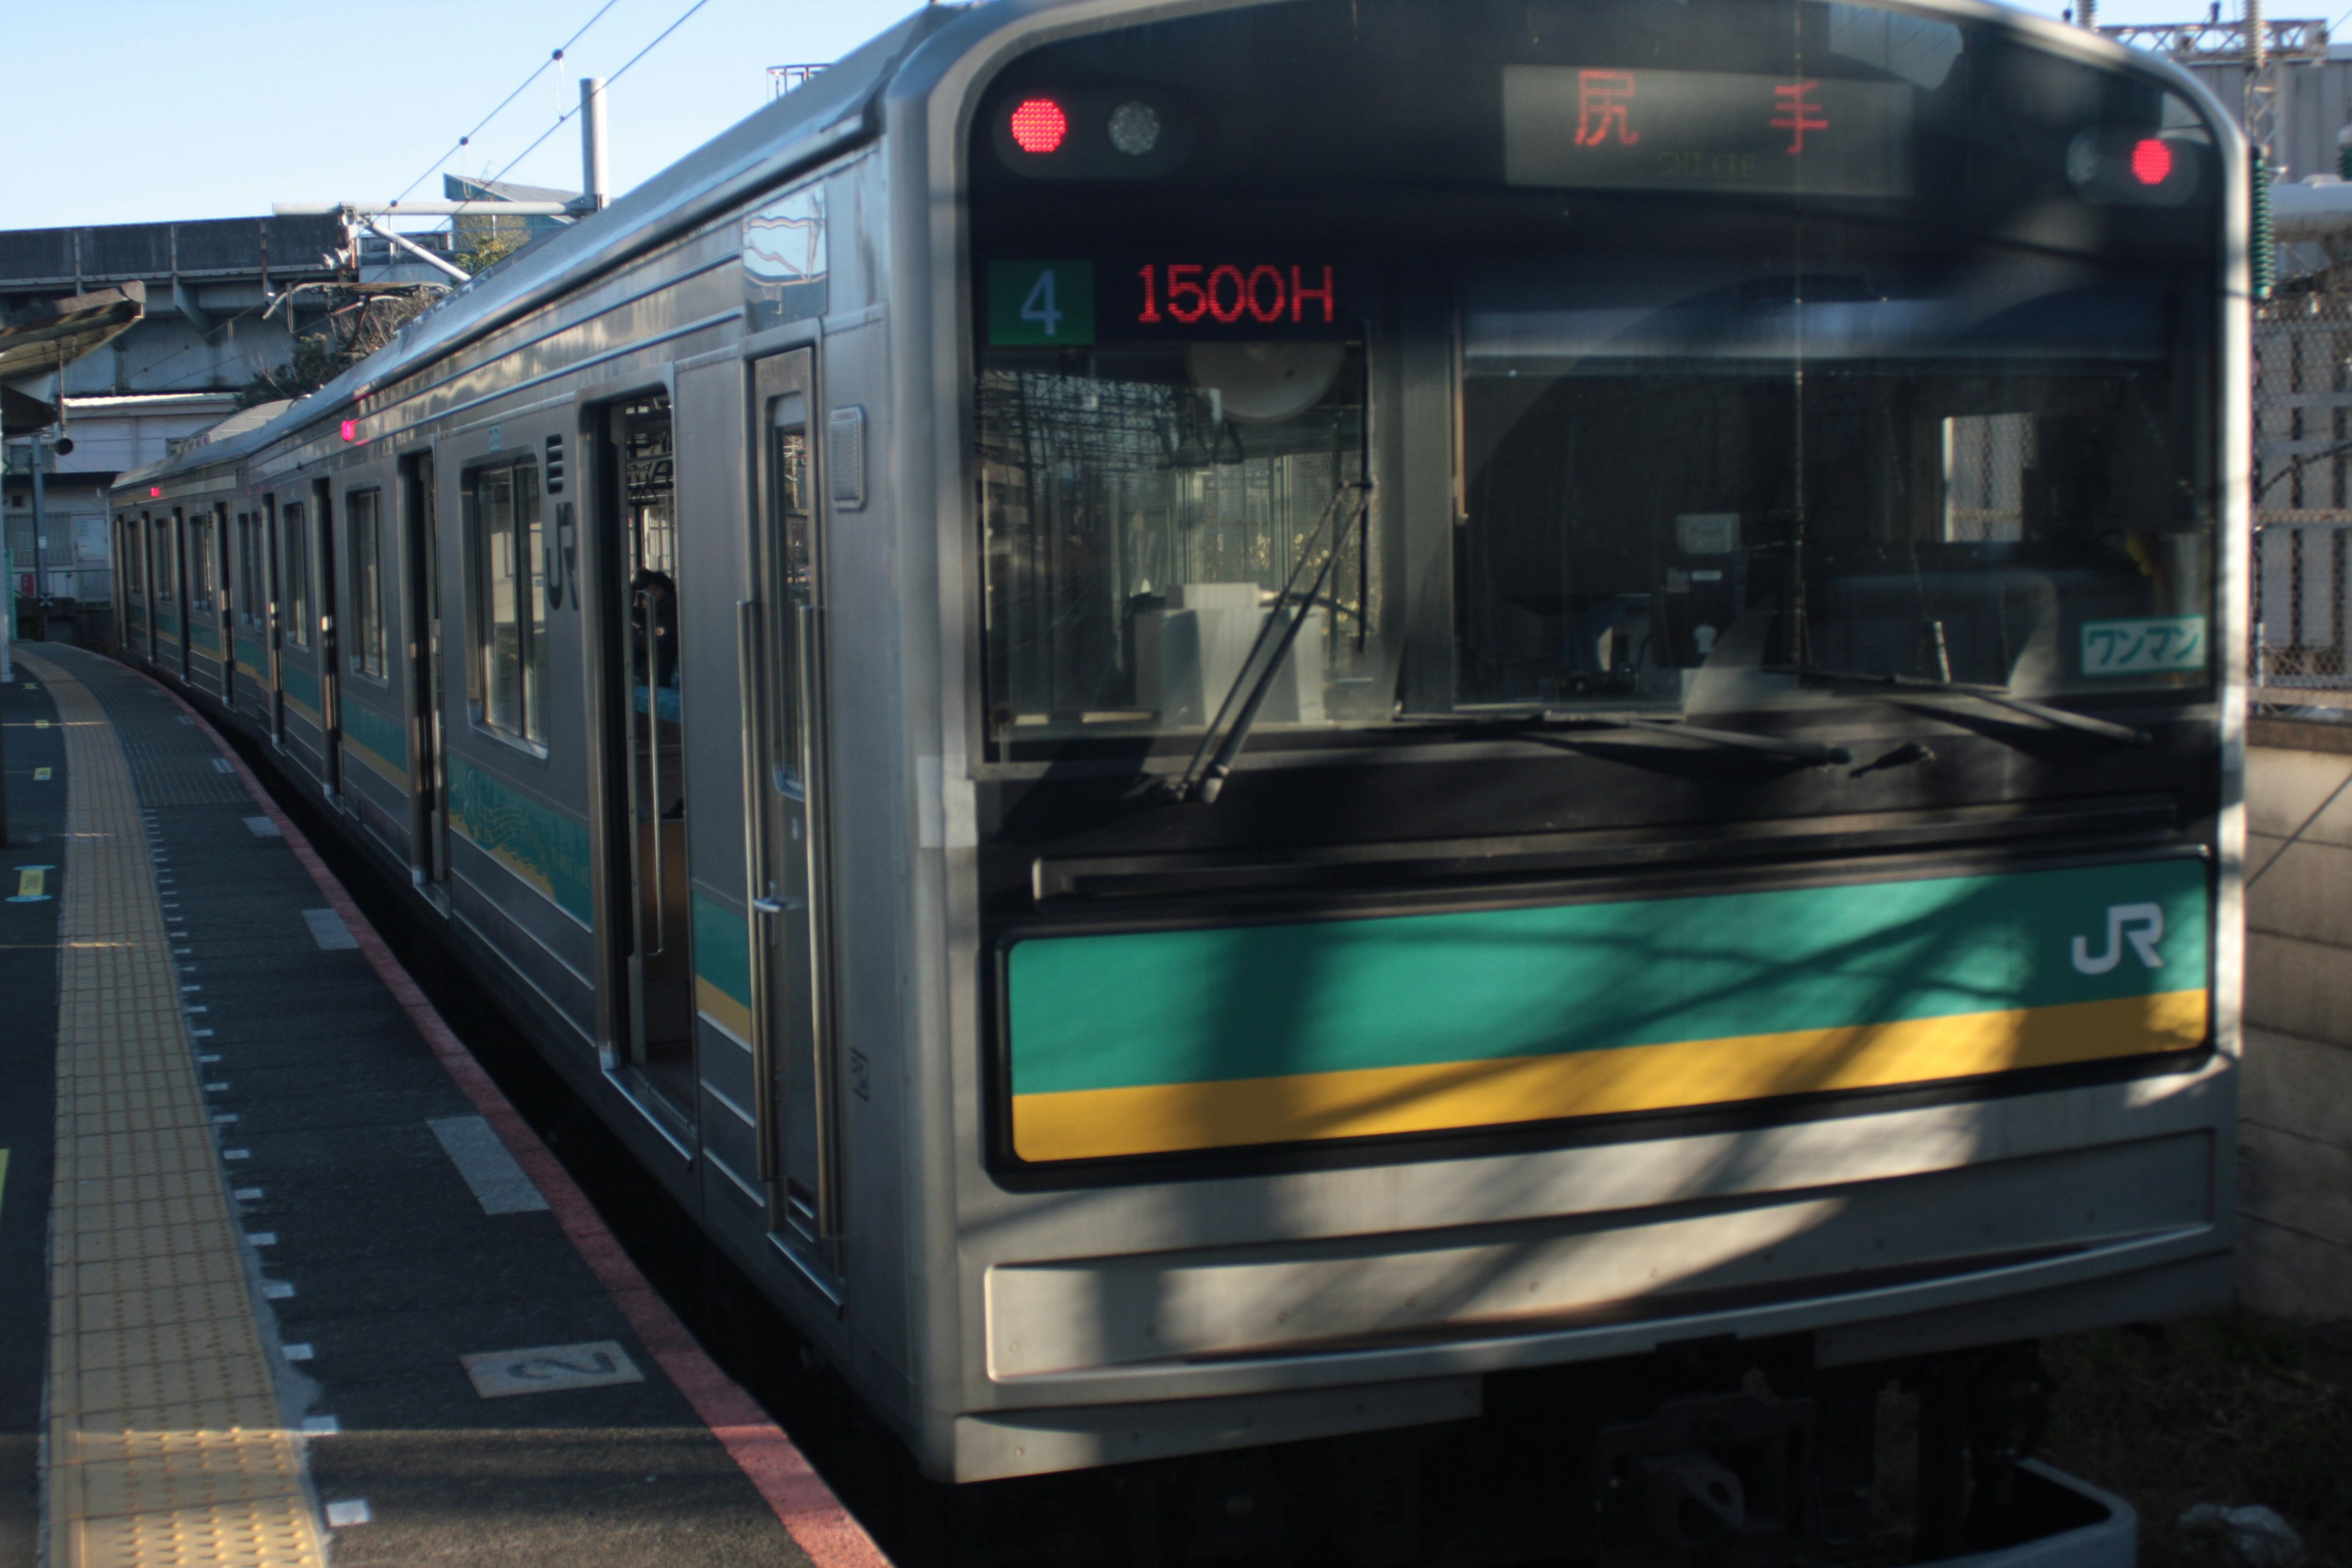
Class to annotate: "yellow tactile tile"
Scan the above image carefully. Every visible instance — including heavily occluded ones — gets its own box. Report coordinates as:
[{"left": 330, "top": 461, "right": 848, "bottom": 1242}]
[
  {"left": 57, "top": 1316, "right": 260, "bottom": 1367},
  {"left": 66, "top": 1362, "right": 284, "bottom": 1427},
  {"left": 50, "top": 1226, "right": 247, "bottom": 1268},
  {"left": 53, "top": 1133, "right": 227, "bottom": 1183},
  {"left": 50, "top": 1248, "right": 254, "bottom": 1300},
  {"left": 54, "top": 1430, "right": 307, "bottom": 1517},
  {"left": 68, "top": 1498, "right": 322, "bottom": 1568},
  {"left": 62, "top": 1194, "right": 238, "bottom": 1239},
  {"left": 52, "top": 1283, "right": 257, "bottom": 1338},
  {"left": 52, "top": 1401, "right": 292, "bottom": 1460},
  {"left": 21, "top": 652, "right": 328, "bottom": 1568},
  {"left": 62, "top": 1093, "right": 216, "bottom": 1131},
  {"left": 54, "top": 1175, "right": 239, "bottom": 1210}
]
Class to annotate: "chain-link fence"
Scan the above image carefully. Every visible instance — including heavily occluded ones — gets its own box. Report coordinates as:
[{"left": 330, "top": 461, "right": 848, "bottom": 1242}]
[{"left": 2253, "top": 290, "right": 2352, "bottom": 710}]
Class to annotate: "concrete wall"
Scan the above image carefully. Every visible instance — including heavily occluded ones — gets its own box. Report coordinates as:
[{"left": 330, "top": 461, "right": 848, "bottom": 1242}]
[{"left": 2243, "top": 717, "right": 2352, "bottom": 1317}]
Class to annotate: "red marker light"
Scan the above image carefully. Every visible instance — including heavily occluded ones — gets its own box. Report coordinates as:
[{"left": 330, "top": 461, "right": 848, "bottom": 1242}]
[
  {"left": 1009, "top": 98, "right": 1068, "bottom": 155},
  {"left": 149, "top": 486, "right": 161, "bottom": 498},
  {"left": 340, "top": 419, "right": 358, "bottom": 442},
  {"left": 2130, "top": 138, "right": 2173, "bottom": 186}
]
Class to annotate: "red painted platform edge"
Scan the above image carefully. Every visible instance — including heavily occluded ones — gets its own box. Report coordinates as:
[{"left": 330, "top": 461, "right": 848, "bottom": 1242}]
[{"left": 148, "top": 673, "right": 892, "bottom": 1568}]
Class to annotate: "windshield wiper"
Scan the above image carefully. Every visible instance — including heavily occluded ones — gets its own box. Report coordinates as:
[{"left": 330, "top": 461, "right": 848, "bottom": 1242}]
[
  {"left": 1770, "top": 665, "right": 2152, "bottom": 747},
  {"left": 1169, "top": 480, "right": 1374, "bottom": 804},
  {"left": 1541, "top": 711, "right": 1853, "bottom": 766}
]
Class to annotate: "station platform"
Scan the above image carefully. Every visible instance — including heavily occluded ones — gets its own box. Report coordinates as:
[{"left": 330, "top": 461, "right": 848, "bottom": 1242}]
[{"left": 1, "top": 644, "right": 888, "bottom": 1568}]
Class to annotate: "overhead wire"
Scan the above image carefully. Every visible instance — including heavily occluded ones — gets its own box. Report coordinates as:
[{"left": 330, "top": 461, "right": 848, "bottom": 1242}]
[
  {"left": 483, "top": 0, "right": 721, "bottom": 188},
  {"left": 386, "top": 0, "right": 628, "bottom": 211}
]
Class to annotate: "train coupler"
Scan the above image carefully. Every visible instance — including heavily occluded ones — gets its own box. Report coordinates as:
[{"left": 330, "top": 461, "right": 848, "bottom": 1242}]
[{"left": 1591, "top": 1389, "right": 1819, "bottom": 1566}]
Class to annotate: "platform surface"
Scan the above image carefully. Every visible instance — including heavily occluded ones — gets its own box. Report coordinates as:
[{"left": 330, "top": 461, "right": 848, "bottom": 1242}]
[
  {"left": 9, "top": 643, "right": 837, "bottom": 1568},
  {"left": 2, "top": 663, "right": 66, "bottom": 1568}
]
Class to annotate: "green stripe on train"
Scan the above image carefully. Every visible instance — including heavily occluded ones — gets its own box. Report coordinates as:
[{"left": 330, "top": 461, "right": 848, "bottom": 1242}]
[
  {"left": 1006, "top": 858, "right": 2208, "bottom": 1096},
  {"left": 280, "top": 658, "right": 322, "bottom": 713},
  {"left": 690, "top": 893, "right": 755, "bottom": 1042},
  {"left": 690, "top": 893, "right": 752, "bottom": 1010},
  {"left": 445, "top": 755, "right": 593, "bottom": 925},
  {"left": 341, "top": 699, "right": 408, "bottom": 774}
]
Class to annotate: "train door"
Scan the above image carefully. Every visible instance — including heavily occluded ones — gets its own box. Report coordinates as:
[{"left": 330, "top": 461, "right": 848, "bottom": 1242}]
[
  {"left": 265, "top": 495, "right": 285, "bottom": 745},
  {"left": 172, "top": 508, "right": 193, "bottom": 680},
  {"left": 187, "top": 507, "right": 205, "bottom": 680},
  {"left": 150, "top": 514, "right": 164, "bottom": 665},
  {"left": 136, "top": 513, "right": 153, "bottom": 660},
  {"left": 216, "top": 503, "right": 235, "bottom": 701},
  {"left": 405, "top": 454, "right": 450, "bottom": 896},
  {"left": 598, "top": 395, "right": 699, "bottom": 1127},
  {"left": 153, "top": 513, "right": 173, "bottom": 667},
  {"left": 146, "top": 515, "right": 160, "bottom": 663},
  {"left": 745, "top": 349, "right": 840, "bottom": 1245},
  {"left": 153, "top": 511, "right": 170, "bottom": 666},
  {"left": 132, "top": 513, "right": 149, "bottom": 660},
  {"left": 119, "top": 514, "right": 145, "bottom": 660},
  {"left": 315, "top": 484, "right": 342, "bottom": 798}
]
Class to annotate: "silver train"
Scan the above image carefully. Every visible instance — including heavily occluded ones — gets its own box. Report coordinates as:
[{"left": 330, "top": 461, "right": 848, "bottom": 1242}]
[{"left": 114, "top": 0, "right": 2242, "bottom": 1554}]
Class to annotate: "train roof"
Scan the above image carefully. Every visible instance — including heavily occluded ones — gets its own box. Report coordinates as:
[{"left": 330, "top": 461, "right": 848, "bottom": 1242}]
[
  {"left": 118, "top": 2, "right": 962, "bottom": 494},
  {"left": 114, "top": 0, "right": 2225, "bottom": 499}
]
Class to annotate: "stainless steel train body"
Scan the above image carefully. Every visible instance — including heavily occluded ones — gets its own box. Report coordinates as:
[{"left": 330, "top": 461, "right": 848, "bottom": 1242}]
[{"left": 112, "top": 0, "right": 2245, "bottom": 1511}]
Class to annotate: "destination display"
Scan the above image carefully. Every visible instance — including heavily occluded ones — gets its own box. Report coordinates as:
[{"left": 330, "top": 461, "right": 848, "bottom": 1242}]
[
  {"left": 1503, "top": 65, "right": 1914, "bottom": 198},
  {"left": 987, "top": 257, "right": 1353, "bottom": 345}
]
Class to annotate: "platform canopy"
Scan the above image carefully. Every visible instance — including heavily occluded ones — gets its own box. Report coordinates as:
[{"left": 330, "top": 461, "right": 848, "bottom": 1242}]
[{"left": 1, "top": 281, "right": 145, "bottom": 435}]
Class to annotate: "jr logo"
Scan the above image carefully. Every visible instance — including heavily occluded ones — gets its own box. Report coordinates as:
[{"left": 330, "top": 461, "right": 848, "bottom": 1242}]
[{"left": 2070, "top": 903, "right": 2165, "bottom": 976}]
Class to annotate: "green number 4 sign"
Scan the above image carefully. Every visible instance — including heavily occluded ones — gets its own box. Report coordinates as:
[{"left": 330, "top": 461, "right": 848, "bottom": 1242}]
[{"left": 989, "top": 260, "right": 1095, "bottom": 345}]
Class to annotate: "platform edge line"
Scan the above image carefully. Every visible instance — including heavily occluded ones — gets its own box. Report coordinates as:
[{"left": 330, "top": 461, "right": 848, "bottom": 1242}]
[{"left": 142, "top": 668, "right": 892, "bottom": 1568}]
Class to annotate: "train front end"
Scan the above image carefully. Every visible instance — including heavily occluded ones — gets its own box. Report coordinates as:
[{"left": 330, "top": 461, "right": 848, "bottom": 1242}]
[{"left": 903, "top": 0, "right": 2241, "bottom": 1531}]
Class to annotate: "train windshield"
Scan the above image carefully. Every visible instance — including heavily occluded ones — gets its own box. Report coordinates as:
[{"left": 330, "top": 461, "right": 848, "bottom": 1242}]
[{"left": 969, "top": 0, "right": 2225, "bottom": 752}]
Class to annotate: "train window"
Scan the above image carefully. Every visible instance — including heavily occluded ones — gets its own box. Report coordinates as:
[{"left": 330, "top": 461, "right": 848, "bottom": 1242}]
[
  {"left": 464, "top": 458, "right": 548, "bottom": 745},
  {"left": 121, "top": 518, "right": 141, "bottom": 592},
  {"left": 774, "top": 421, "right": 811, "bottom": 754},
  {"left": 154, "top": 514, "right": 178, "bottom": 602},
  {"left": 743, "top": 179, "right": 828, "bottom": 329},
  {"left": 248, "top": 511, "right": 266, "bottom": 625},
  {"left": 977, "top": 343, "right": 1375, "bottom": 737},
  {"left": 283, "top": 502, "right": 312, "bottom": 647},
  {"left": 1453, "top": 253, "right": 2212, "bottom": 708},
  {"left": 235, "top": 514, "right": 254, "bottom": 622},
  {"left": 189, "top": 509, "right": 214, "bottom": 614},
  {"left": 971, "top": 0, "right": 2225, "bottom": 752},
  {"left": 347, "top": 489, "right": 388, "bottom": 680}
]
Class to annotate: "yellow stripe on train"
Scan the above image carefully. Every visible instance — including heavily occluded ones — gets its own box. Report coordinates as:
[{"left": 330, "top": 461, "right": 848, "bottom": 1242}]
[
  {"left": 342, "top": 736, "right": 405, "bottom": 788},
  {"left": 1009, "top": 989, "right": 2211, "bottom": 1163},
  {"left": 695, "top": 976, "right": 753, "bottom": 1046}
]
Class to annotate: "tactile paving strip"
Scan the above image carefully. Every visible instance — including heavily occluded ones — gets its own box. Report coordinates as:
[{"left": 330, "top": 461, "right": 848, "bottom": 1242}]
[
  {"left": 64, "top": 1498, "right": 321, "bottom": 1568},
  {"left": 21, "top": 652, "right": 328, "bottom": 1568}
]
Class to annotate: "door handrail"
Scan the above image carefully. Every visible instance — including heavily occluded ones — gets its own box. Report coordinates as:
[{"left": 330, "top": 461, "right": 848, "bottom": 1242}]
[{"left": 738, "top": 596, "right": 779, "bottom": 1185}]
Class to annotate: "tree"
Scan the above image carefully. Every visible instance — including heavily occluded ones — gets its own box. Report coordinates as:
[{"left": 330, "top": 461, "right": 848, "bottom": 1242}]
[
  {"left": 454, "top": 227, "right": 529, "bottom": 276},
  {"left": 236, "top": 288, "right": 442, "bottom": 409}
]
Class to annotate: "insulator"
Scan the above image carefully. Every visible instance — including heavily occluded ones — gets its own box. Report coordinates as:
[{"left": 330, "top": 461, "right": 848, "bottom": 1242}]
[{"left": 2253, "top": 148, "right": 2277, "bottom": 303}]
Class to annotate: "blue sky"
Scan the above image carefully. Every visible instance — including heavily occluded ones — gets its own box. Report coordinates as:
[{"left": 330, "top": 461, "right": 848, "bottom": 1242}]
[
  {"left": 7, "top": 0, "right": 925, "bottom": 230},
  {"left": 0, "top": 0, "right": 2291, "bottom": 232}
]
